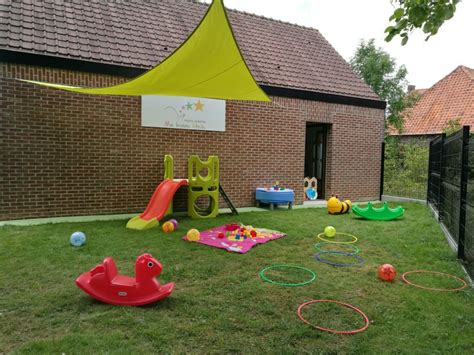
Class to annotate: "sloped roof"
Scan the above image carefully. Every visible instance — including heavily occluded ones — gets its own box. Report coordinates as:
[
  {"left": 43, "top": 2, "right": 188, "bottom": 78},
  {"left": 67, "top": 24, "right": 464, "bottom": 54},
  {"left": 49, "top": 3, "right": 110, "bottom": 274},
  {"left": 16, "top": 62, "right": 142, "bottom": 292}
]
[
  {"left": 396, "top": 66, "right": 474, "bottom": 135},
  {"left": 0, "top": 0, "right": 380, "bottom": 101}
]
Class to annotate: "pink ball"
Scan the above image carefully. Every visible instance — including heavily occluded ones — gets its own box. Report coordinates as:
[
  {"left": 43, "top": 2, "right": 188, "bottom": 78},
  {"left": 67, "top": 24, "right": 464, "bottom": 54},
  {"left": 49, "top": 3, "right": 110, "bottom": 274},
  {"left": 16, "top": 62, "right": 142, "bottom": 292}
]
[
  {"left": 378, "top": 264, "right": 396, "bottom": 282},
  {"left": 169, "top": 219, "right": 178, "bottom": 229}
]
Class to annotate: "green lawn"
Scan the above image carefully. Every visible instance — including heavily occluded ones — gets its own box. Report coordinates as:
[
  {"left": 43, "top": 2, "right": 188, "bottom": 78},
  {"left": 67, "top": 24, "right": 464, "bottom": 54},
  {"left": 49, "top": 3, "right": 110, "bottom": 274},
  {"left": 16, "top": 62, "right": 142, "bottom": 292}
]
[{"left": 0, "top": 203, "right": 473, "bottom": 354}]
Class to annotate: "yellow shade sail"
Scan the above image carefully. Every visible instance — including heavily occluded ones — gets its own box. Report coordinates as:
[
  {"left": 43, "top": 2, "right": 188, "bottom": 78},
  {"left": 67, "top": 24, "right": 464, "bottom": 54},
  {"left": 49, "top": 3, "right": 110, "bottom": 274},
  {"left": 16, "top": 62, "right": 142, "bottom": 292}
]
[{"left": 21, "top": 0, "right": 270, "bottom": 102}]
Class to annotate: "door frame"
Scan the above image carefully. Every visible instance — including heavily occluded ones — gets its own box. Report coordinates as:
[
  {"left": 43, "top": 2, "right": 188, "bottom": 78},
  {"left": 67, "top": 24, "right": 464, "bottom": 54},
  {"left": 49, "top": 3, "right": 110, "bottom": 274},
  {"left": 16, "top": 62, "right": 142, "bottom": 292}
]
[{"left": 304, "top": 123, "right": 328, "bottom": 199}]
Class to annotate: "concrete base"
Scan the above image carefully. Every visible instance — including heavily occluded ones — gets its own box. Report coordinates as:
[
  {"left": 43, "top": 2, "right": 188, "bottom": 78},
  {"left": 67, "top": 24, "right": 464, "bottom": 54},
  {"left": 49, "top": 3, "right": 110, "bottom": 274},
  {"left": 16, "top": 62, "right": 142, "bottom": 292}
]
[
  {"left": 1, "top": 200, "right": 375, "bottom": 227},
  {"left": 382, "top": 194, "right": 426, "bottom": 204}
]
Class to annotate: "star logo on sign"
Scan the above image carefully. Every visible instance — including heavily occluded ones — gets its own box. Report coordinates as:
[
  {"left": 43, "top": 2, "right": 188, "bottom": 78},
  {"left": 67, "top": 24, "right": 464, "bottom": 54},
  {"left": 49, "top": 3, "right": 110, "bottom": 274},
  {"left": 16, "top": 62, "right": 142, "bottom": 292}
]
[
  {"left": 194, "top": 100, "right": 204, "bottom": 111},
  {"left": 185, "top": 102, "right": 193, "bottom": 110}
]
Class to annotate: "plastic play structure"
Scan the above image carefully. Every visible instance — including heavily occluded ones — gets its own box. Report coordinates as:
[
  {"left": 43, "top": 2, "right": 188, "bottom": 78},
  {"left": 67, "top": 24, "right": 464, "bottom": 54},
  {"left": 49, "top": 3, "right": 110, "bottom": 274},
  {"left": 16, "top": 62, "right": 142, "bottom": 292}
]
[
  {"left": 327, "top": 195, "right": 351, "bottom": 214},
  {"left": 75, "top": 254, "right": 174, "bottom": 306},
  {"left": 304, "top": 177, "right": 318, "bottom": 200},
  {"left": 187, "top": 155, "right": 220, "bottom": 219},
  {"left": 352, "top": 201, "right": 405, "bottom": 221},
  {"left": 256, "top": 187, "right": 294, "bottom": 210},
  {"left": 127, "top": 155, "right": 236, "bottom": 230}
]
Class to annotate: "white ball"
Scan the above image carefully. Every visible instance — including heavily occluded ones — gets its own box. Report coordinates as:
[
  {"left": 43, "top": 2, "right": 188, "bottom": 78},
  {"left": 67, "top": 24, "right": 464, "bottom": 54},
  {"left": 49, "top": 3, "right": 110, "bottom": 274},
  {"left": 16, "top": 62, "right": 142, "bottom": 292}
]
[{"left": 70, "top": 231, "right": 86, "bottom": 247}]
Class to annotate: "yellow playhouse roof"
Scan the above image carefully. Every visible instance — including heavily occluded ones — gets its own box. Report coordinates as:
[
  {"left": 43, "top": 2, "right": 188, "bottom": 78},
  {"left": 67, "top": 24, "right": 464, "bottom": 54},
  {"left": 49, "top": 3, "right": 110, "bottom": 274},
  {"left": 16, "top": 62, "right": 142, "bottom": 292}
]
[{"left": 21, "top": 0, "right": 270, "bottom": 102}]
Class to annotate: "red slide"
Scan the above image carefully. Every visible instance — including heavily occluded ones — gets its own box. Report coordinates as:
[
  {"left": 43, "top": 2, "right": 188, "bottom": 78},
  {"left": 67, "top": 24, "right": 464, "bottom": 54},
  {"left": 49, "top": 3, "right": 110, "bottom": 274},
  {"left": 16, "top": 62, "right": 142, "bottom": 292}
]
[{"left": 126, "top": 179, "right": 188, "bottom": 230}]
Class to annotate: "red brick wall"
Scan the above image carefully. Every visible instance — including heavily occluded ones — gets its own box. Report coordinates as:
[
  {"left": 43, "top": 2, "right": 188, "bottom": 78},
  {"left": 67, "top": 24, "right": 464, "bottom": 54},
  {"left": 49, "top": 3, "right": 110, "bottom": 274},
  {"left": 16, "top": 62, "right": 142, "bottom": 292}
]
[{"left": 0, "top": 63, "right": 385, "bottom": 220}]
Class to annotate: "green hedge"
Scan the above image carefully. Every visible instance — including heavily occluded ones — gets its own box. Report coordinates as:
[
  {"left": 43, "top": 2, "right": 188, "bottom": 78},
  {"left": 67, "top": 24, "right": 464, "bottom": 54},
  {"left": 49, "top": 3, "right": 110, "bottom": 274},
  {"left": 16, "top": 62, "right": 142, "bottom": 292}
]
[{"left": 384, "top": 137, "right": 429, "bottom": 199}]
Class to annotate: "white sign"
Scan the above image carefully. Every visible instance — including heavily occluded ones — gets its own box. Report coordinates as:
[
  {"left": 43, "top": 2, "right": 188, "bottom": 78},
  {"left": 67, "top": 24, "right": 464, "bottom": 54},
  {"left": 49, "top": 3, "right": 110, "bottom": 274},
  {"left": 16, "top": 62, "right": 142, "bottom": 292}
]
[{"left": 141, "top": 96, "right": 226, "bottom": 131}]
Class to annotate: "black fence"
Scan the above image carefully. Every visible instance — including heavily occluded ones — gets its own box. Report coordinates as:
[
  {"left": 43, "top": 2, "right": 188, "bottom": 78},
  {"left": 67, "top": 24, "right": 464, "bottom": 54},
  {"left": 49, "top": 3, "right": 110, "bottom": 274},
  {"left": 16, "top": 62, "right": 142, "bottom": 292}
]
[{"left": 427, "top": 126, "right": 473, "bottom": 278}]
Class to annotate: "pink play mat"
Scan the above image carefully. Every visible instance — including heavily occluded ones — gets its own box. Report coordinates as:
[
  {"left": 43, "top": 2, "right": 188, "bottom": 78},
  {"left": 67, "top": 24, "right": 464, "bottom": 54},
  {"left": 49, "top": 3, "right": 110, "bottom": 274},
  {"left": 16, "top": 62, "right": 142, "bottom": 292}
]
[{"left": 182, "top": 223, "right": 287, "bottom": 253}]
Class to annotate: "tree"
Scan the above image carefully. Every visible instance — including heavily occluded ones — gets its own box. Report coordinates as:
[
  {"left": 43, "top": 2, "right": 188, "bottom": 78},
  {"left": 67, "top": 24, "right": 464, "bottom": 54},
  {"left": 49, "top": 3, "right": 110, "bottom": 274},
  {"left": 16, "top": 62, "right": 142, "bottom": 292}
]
[
  {"left": 350, "top": 39, "right": 408, "bottom": 131},
  {"left": 385, "top": 0, "right": 460, "bottom": 45},
  {"left": 442, "top": 117, "right": 462, "bottom": 135}
]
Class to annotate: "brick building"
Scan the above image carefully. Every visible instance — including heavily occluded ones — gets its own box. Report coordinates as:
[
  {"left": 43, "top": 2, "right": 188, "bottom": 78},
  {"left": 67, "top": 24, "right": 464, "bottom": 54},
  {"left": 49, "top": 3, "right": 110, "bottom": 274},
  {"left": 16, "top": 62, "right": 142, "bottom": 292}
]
[{"left": 0, "top": 0, "right": 385, "bottom": 220}]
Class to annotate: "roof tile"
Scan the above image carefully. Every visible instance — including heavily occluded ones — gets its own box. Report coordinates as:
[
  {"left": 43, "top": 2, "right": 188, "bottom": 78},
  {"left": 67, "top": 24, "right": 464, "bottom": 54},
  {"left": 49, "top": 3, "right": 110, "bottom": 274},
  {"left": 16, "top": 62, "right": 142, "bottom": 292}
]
[
  {"left": 0, "top": 0, "right": 379, "bottom": 101},
  {"left": 394, "top": 66, "right": 474, "bottom": 135}
]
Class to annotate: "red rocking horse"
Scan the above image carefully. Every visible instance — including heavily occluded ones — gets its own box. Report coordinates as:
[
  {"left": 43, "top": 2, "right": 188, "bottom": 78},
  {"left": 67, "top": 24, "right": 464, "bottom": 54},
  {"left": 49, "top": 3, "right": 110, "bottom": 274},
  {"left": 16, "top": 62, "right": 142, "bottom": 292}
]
[{"left": 76, "top": 253, "right": 174, "bottom": 306}]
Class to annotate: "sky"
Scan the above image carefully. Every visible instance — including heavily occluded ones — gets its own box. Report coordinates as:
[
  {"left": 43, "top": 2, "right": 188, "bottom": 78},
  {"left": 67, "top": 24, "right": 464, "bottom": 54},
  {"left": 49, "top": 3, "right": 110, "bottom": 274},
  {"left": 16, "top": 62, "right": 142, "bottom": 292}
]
[{"left": 210, "top": 0, "right": 474, "bottom": 90}]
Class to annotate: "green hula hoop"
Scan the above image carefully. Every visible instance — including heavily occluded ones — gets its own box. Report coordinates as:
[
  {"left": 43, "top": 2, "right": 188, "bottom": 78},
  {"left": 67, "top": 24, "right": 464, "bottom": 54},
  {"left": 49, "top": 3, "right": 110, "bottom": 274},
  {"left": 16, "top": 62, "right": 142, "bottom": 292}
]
[
  {"left": 259, "top": 265, "right": 317, "bottom": 287},
  {"left": 314, "top": 242, "right": 360, "bottom": 255},
  {"left": 317, "top": 232, "right": 358, "bottom": 244}
]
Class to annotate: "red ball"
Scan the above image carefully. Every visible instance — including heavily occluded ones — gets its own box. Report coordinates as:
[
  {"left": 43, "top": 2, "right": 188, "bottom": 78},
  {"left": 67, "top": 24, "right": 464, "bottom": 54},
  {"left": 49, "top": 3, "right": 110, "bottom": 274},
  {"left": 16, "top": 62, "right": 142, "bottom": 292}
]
[
  {"left": 378, "top": 264, "right": 396, "bottom": 282},
  {"left": 217, "top": 232, "right": 225, "bottom": 239}
]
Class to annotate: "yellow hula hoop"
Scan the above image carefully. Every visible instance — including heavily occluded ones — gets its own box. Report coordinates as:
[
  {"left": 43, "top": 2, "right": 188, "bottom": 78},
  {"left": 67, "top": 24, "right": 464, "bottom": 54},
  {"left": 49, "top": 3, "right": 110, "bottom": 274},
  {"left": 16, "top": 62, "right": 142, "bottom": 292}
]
[{"left": 317, "top": 232, "right": 358, "bottom": 244}]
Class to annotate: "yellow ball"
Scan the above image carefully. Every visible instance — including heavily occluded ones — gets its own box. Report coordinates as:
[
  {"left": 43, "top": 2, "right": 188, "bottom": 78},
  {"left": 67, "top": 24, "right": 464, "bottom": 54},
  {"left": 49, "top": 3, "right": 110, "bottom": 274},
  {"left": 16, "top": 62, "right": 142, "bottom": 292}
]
[
  {"left": 187, "top": 228, "right": 200, "bottom": 241},
  {"left": 324, "top": 226, "right": 336, "bottom": 237},
  {"left": 162, "top": 221, "right": 174, "bottom": 233}
]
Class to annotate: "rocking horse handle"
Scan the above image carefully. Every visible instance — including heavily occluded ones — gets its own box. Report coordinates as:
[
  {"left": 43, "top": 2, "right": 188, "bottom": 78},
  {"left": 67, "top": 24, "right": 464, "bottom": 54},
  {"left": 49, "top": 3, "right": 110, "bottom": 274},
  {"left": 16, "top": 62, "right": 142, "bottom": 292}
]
[{"left": 135, "top": 254, "right": 163, "bottom": 283}]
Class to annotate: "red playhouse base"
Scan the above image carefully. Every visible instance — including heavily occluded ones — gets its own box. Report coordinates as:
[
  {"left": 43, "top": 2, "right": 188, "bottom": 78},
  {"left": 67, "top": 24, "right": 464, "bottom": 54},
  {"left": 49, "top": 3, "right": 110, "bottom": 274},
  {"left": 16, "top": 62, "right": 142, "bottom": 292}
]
[{"left": 76, "top": 254, "right": 174, "bottom": 306}]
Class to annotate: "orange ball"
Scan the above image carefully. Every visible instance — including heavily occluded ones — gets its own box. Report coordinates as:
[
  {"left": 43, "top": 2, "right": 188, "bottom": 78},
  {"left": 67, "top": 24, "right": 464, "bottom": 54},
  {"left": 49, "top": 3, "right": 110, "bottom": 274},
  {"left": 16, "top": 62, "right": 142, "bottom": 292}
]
[
  {"left": 378, "top": 264, "right": 396, "bottom": 282},
  {"left": 162, "top": 221, "right": 175, "bottom": 233}
]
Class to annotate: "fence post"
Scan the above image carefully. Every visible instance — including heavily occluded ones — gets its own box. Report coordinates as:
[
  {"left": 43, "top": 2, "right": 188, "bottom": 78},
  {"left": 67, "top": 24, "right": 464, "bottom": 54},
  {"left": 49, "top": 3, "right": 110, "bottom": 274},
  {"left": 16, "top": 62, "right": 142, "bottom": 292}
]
[
  {"left": 438, "top": 133, "right": 446, "bottom": 222},
  {"left": 427, "top": 140, "right": 433, "bottom": 204},
  {"left": 380, "top": 141, "right": 385, "bottom": 201},
  {"left": 457, "top": 126, "right": 470, "bottom": 260}
]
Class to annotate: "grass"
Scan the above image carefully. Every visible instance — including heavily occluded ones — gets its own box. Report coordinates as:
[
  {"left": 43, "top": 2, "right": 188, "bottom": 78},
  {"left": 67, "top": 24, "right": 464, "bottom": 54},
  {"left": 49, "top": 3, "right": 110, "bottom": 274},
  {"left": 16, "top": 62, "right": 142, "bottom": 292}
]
[{"left": 0, "top": 203, "right": 473, "bottom": 354}]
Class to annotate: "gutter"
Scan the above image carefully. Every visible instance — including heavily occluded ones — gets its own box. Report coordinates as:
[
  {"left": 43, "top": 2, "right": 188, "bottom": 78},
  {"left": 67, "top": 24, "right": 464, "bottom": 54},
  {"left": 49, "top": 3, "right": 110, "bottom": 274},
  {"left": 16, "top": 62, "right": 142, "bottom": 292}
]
[{"left": 1, "top": 49, "right": 386, "bottom": 110}]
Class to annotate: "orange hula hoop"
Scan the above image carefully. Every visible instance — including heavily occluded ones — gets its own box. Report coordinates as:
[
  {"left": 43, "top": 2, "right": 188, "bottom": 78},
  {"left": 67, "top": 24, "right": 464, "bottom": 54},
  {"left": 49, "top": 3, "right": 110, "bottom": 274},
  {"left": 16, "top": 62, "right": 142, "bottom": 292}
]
[
  {"left": 297, "top": 299, "right": 369, "bottom": 334},
  {"left": 401, "top": 270, "right": 468, "bottom": 292}
]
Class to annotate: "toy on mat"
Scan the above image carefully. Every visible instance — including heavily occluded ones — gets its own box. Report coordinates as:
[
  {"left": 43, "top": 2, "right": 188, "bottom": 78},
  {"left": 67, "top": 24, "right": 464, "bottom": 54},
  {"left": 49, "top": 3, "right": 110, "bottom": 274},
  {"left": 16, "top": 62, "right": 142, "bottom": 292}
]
[
  {"left": 352, "top": 201, "right": 404, "bottom": 221},
  {"left": 75, "top": 253, "right": 174, "bottom": 306},
  {"left": 378, "top": 264, "right": 396, "bottom": 281},
  {"left": 324, "top": 226, "right": 336, "bottom": 237},
  {"left": 70, "top": 231, "right": 86, "bottom": 247},
  {"left": 304, "top": 177, "right": 318, "bottom": 200},
  {"left": 327, "top": 195, "right": 351, "bottom": 214},
  {"left": 183, "top": 224, "right": 287, "bottom": 253},
  {"left": 225, "top": 223, "right": 240, "bottom": 231},
  {"left": 227, "top": 226, "right": 259, "bottom": 241},
  {"left": 186, "top": 228, "right": 201, "bottom": 241}
]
